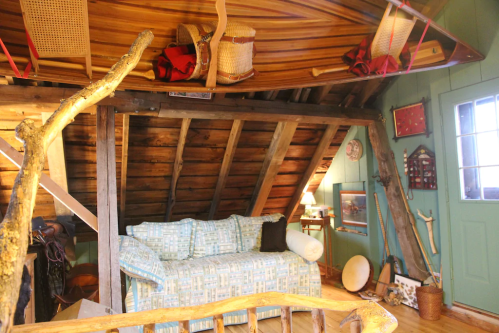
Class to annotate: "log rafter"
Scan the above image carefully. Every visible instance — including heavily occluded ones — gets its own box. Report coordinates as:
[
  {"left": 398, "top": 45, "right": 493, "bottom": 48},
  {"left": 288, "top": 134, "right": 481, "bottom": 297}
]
[
  {"left": 0, "top": 30, "right": 154, "bottom": 332},
  {"left": 284, "top": 124, "right": 340, "bottom": 220},
  {"left": 208, "top": 119, "right": 244, "bottom": 220},
  {"left": 246, "top": 122, "right": 298, "bottom": 217},
  {"left": 165, "top": 118, "right": 191, "bottom": 222}
]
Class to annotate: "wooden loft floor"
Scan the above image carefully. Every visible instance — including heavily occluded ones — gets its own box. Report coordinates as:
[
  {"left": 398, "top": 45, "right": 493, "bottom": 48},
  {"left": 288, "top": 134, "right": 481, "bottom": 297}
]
[{"left": 202, "top": 284, "right": 487, "bottom": 333}]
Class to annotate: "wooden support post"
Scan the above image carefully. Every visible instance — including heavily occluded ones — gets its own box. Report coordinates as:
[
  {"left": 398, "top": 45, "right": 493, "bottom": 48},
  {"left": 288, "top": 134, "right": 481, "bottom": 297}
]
[
  {"left": 262, "top": 90, "right": 274, "bottom": 101},
  {"left": 368, "top": 120, "right": 429, "bottom": 281},
  {"left": 119, "top": 114, "right": 130, "bottom": 234},
  {"left": 280, "top": 306, "right": 292, "bottom": 333},
  {"left": 285, "top": 124, "right": 339, "bottom": 220},
  {"left": 300, "top": 88, "right": 312, "bottom": 103},
  {"left": 209, "top": 119, "right": 244, "bottom": 219},
  {"left": 165, "top": 118, "right": 191, "bottom": 221},
  {"left": 143, "top": 324, "right": 155, "bottom": 333},
  {"left": 270, "top": 90, "right": 280, "bottom": 101},
  {"left": 355, "top": 78, "right": 384, "bottom": 107},
  {"left": 41, "top": 112, "right": 73, "bottom": 223},
  {"left": 247, "top": 122, "right": 298, "bottom": 216},
  {"left": 213, "top": 314, "right": 225, "bottom": 333},
  {"left": 312, "top": 309, "right": 326, "bottom": 333},
  {"left": 247, "top": 307, "right": 258, "bottom": 333},
  {"left": 179, "top": 321, "right": 190, "bottom": 333},
  {"left": 96, "top": 106, "right": 122, "bottom": 312},
  {"left": 0, "top": 137, "right": 98, "bottom": 231}
]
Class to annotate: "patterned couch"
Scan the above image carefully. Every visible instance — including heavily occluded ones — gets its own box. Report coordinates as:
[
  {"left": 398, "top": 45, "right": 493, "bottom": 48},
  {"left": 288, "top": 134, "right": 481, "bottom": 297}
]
[{"left": 119, "top": 214, "right": 322, "bottom": 333}]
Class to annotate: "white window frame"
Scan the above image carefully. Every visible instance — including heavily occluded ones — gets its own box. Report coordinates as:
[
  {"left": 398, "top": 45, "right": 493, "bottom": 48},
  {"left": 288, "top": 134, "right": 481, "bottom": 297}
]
[{"left": 455, "top": 94, "right": 499, "bottom": 201}]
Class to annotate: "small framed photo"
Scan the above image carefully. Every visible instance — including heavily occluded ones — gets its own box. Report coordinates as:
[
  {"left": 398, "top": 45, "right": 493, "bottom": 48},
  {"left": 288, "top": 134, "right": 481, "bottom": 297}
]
[
  {"left": 394, "top": 274, "right": 422, "bottom": 309},
  {"left": 339, "top": 191, "right": 367, "bottom": 227},
  {"left": 169, "top": 92, "right": 213, "bottom": 100}
]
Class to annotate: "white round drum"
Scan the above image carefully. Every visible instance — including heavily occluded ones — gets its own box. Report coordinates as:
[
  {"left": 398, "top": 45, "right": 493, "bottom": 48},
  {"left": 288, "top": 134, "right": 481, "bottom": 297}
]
[{"left": 342, "top": 255, "right": 373, "bottom": 292}]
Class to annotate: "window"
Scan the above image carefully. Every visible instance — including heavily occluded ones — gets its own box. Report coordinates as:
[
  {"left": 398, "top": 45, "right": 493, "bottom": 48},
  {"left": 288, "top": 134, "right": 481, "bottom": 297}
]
[{"left": 455, "top": 94, "right": 499, "bottom": 200}]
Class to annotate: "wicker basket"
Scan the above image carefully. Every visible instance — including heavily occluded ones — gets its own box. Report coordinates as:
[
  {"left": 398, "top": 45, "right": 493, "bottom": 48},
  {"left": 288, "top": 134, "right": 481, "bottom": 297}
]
[
  {"left": 177, "top": 21, "right": 256, "bottom": 84},
  {"left": 416, "top": 286, "right": 443, "bottom": 321}
]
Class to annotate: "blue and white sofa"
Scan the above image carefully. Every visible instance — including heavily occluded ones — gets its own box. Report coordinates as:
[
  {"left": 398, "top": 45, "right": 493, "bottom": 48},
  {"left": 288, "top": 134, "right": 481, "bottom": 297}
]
[{"left": 119, "top": 214, "right": 322, "bottom": 333}]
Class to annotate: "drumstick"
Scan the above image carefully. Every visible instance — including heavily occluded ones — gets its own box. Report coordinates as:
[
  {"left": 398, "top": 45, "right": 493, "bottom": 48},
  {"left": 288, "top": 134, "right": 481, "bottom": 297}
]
[
  {"left": 312, "top": 65, "right": 349, "bottom": 77},
  {"left": 0, "top": 53, "right": 155, "bottom": 80}
]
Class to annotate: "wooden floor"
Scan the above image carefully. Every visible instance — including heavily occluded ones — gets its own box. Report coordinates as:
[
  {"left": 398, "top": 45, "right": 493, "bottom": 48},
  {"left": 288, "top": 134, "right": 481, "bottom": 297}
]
[{"left": 202, "top": 284, "right": 487, "bottom": 333}]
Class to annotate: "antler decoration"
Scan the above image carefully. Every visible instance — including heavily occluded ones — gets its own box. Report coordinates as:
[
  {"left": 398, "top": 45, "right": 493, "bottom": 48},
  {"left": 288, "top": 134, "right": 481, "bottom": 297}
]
[
  {"left": 417, "top": 209, "right": 438, "bottom": 254},
  {"left": 0, "top": 30, "right": 154, "bottom": 333}
]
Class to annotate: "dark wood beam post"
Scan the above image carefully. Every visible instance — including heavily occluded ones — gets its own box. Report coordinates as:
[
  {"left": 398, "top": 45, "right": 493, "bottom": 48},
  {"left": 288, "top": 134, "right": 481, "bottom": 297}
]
[
  {"left": 119, "top": 114, "right": 130, "bottom": 234},
  {"left": 309, "top": 85, "right": 333, "bottom": 104},
  {"left": 165, "top": 118, "right": 191, "bottom": 221},
  {"left": 209, "top": 119, "right": 244, "bottom": 220},
  {"left": 246, "top": 122, "right": 298, "bottom": 217},
  {"left": 368, "top": 120, "right": 429, "bottom": 281},
  {"left": 285, "top": 124, "right": 339, "bottom": 220},
  {"left": 96, "top": 106, "right": 122, "bottom": 312}
]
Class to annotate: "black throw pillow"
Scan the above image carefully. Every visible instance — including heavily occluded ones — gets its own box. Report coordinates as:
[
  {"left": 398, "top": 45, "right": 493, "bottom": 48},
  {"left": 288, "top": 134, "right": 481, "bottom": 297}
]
[{"left": 260, "top": 216, "right": 287, "bottom": 252}]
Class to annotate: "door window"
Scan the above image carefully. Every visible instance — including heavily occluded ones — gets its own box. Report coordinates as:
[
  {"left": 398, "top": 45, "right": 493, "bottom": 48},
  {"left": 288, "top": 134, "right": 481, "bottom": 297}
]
[{"left": 455, "top": 95, "right": 499, "bottom": 200}]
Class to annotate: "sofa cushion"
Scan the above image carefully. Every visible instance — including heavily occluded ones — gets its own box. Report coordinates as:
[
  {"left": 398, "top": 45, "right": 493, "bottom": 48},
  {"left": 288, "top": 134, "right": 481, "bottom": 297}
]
[
  {"left": 260, "top": 216, "right": 287, "bottom": 252},
  {"left": 126, "top": 219, "right": 194, "bottom": 261},
  {"left": 232, "top": 213, "right": 284, "bottom": 252},
  {"left": 191, "top": 217, "right": 238, "bottom": 258},
  {"left": 118, "top": 235, "right": 166, "bottom": 288}
]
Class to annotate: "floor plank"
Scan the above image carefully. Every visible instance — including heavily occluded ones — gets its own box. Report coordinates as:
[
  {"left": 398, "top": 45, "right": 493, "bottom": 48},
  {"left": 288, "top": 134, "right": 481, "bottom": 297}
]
[{"left": 201, "top": 284, "right": 487, "bottom": 333}]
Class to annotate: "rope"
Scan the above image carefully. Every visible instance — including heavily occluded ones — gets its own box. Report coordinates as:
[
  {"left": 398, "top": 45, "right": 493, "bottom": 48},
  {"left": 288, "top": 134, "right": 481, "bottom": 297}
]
[
  {"left": 0, "top": 30, "right": 39, "bottom": 78},
  {"left": 406, "top": 18, "right": 431, "bottom": 74}
]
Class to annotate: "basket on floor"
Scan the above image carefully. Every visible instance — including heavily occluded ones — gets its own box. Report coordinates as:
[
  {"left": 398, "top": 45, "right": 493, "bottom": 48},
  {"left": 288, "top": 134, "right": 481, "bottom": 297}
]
[
  {"left": 416, "top": 286, "right": 443, "bottom": 320},
  {"left": 177, "top": 21, "right": 256, "bottom": 84}
]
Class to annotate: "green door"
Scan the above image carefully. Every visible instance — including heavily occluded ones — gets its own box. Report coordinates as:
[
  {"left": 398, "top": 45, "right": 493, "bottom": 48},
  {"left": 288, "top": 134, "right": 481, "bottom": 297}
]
[{"left": 441, "top": 79, "right": 499, "bottom": 314}]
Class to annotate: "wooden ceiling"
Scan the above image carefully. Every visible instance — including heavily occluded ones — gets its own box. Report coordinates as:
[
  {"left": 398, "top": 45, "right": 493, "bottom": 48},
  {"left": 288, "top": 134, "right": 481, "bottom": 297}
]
[{"left": 0, "top": 0, "right": 482, "bottom": 92}]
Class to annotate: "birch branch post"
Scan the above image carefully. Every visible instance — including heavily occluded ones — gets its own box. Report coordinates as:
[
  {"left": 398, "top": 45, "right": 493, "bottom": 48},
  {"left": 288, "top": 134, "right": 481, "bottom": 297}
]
[{"left": 0, "top": 30, "right": 154, "bottom": 333}]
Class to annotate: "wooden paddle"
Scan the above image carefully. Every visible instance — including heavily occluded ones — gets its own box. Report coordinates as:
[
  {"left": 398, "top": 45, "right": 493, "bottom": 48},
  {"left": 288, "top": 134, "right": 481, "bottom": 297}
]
[
  {"left": 0, "top": 53, "right": 155, "bottom": 80},
  {"left": 374, "top": 192, "right": 392, "bottom": 297},
  {"left": 206, "top": 0, "right": 227, "bottom": 88},
  {"left": 312, "top": 65, "right": 349, "bottom": 77}
]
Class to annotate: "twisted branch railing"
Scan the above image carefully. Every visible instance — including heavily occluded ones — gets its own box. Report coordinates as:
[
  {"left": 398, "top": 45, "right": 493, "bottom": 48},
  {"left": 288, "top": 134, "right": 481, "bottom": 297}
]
[{"left": 0, "top": 30, "right": 154, "bottom": 333}]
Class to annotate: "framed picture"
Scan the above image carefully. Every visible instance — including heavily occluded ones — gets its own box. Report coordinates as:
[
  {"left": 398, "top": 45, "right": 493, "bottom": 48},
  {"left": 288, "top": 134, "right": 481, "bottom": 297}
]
[
  {"left": 339, "top": 191, "right": 367, "bottom": 227},
  {"left": 169, "top": 92, "right": 213, "bottom": 100},
  {"left": 391, "top": 98, "right": 430, "bottom": 141},
  {"left": 394, "top": 274, "right": 422, "bottom": 309}
]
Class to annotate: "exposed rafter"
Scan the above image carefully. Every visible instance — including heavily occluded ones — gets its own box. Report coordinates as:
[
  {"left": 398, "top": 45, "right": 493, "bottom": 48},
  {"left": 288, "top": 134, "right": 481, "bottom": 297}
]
[
  {"left": 165, "top": 118, "right": 191, "bottom": 222},
  {"left": 209, "top": 120, "right": 244, "bottom": 220},
  {"left": 284, "top": 124, "right": 340, "bottom": 220},
  {"left": 246, "top": 122, "right": 298, "bottom": 217},
  {"left": 309, "top": 85, "right": 333, "bottom": 104}
]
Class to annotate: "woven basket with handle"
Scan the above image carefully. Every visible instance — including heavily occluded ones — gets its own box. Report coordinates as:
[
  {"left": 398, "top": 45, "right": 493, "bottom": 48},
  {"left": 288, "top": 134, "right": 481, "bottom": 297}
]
[{"left": 177, "top": 21, "right": 256, "bottom": 84}]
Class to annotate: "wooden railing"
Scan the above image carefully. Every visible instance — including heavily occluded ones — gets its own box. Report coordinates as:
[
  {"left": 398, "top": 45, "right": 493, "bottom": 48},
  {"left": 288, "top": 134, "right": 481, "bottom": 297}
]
[{"left": 11, "top": 292, "right": 398, "bottom": 333}]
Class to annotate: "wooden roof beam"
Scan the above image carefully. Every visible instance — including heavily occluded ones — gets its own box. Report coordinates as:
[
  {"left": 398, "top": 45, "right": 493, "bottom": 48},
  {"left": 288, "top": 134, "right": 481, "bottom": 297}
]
[
  {"left": 165, "top": 118, "right": 191, "bottom": 222},
  {"left": 309, "top": 85, "right": 333, "bottom": 104},
  {"left": 208, "top": 119, "right": 244, "bottom": 220},
  {"left": 159, "top": 98, "right": 380, "bottom": 126},
  {"left": 246, "top": 122, "right": 298, "bottom": 217},
  {"left": 284, "top": 125, "right": 340, "bottom": 221}
]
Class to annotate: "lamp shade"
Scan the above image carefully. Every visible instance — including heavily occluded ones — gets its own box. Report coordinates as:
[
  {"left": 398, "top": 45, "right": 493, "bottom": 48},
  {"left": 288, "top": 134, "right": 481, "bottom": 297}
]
[{"left": 300, "top": 192, "right": 316, "bottom": 205}]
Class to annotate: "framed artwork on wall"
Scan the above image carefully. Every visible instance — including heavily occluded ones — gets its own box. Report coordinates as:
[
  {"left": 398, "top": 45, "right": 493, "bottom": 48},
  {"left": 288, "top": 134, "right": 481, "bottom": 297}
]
[
  {"left": 339, "top": 191, "right": 367, "bottom": 227},
  {"left": 391, "top": 98, "right": 430, "bottom": 141},
  {"left": 394, "top": 274, "right": 422, "bottom": 309}
]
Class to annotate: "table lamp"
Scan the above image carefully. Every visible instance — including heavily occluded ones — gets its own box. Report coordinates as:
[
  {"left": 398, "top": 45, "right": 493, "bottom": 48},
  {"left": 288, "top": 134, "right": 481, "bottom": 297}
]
[{"left": 300, "top": 192, "right": 316, "bottom": 217}]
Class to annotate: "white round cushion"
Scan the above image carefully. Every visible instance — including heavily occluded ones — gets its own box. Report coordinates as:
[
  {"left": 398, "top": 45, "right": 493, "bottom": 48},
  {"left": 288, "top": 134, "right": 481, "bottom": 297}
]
[
  {"left": 342, "top": 255, "right": 371, "bottom": 292},
  {"left": 286, "top": 229, "right": 324, "bottom": 262}
]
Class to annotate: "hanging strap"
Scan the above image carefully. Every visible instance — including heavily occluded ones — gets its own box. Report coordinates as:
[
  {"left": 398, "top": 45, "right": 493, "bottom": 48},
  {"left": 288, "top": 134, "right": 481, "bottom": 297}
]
[
  {"left": 0, "top": 29, "right": 39, "bottom": 79},
  {"left": 405, "top": 19, "right": 431, "bottom": 74},
  {"left": 381, "top": 0, "right": 412, "bottom": 77}
]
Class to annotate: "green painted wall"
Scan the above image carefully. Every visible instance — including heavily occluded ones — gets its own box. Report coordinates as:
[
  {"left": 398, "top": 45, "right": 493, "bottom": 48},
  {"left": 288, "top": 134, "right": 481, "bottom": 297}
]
[{"left": 313, "top": 0, "right": 499, "bottom": 306}]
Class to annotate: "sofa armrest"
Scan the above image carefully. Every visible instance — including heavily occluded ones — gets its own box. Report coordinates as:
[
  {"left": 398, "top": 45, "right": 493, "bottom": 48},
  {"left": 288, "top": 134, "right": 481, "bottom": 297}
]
[{"left": 286, "top": 229, "right": 324, "bottom": 262}]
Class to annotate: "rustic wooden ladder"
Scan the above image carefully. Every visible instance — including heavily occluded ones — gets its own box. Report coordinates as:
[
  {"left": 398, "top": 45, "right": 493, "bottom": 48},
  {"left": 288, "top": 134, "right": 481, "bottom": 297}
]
[{"left": 11, "top": 292, "right": 397, "bottom": 333}]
